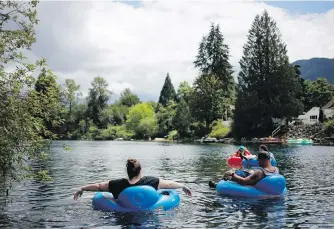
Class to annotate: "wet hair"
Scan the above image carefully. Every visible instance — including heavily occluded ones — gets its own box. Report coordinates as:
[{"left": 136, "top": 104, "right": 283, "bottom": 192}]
[
  {"left": 257, "top": 151, "right": 270, "bottom": 160},
  {"left": 126, "top": 158, "right": 141, "bottom": 179},
  {"left": 259, "top": 145, "right": 269, "bottom": 152}
]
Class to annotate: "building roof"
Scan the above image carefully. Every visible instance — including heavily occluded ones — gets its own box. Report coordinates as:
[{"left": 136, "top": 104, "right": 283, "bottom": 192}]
[{"left": 321, "top": 98, "right": 334, "bottom": 110}]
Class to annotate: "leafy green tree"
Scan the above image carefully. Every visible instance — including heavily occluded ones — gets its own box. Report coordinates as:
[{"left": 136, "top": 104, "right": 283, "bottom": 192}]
[
  {"left": 57, "top": 79, "right": 81, "bottom": 135},
  {"left": 303, "top": 78, "right": 333, "bottom": 112},
  {"left": 138, "top": 117, "right": 158, "bottom": 139},
  {"left": 190, "top": 75, "right": 223, "bottom": 128},
  {"left": 32, "top": 65, "right": 63, "bottom": 136},
  {"left": 111, "top": 105, "right": 129, "bottom": 125},
  {"left": 100, "top": 106, "right": 115, "bottom": 128},
  {"left": 119, "top": 88, "right": 140, "bottom": 107},
  {"left": 176, "top": 81, "right": 193, "bottom": 103},
  {"left": 172, "top": 99, "right": 192, "bottom": 138},
  {"left": 83, "top": 121, "right": 99, "bottom": 140},
  {"left": 233, "top": 11, "right": 303, "bottom": 138},
  {"left": 148, "top": 101, "right": 158, "bottom": 110},
  {"left": 70, "top": 102, "right": 89, "bottom": 139},
  {"left": 0, "top": 1, "right": 38, "bottom": 64},
  {"left": 0, "top": 61, "right": 58, "bottom": 182},
  {"left": 0, "top": 1, "right": 56, "bottom": 182},
  {"left": 61, "top": 79, "right": 80, "bottom": 115},
  {"left": 72, "top": 104, "right": 87, "bottom": 125},
  {"left": 126, "top": 103, "right": 158, "bottom": 139},
  {"left": 157, "top": 73, "right": 176, "bottom": 109},
  {"left": 86, "top": 76, "right": 111, "bottom": 128},
  {"left": 100, "top": 104, "right": 129, "bottom": 128}
]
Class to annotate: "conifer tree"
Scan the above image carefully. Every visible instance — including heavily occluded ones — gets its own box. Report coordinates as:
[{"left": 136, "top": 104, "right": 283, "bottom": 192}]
[
  {"left": 192, "top": 23, "right": 235, "bottom": 127},
  {"left": 157, "top": 73, "right": 176, "bottom": 109},
  {"left": 233, "top": 11, "right": 303, "bottom": 138}
]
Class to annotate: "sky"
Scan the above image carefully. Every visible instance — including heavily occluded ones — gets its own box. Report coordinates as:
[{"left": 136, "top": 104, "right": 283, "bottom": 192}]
[{"left": 18, "top": 0, "right": 334, "bottom": 101}]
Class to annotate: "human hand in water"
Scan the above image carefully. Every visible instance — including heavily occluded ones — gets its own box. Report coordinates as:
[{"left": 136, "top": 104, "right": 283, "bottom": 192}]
[
  {"left": 182, "top": 185, "right": 192, "bottom": 196},
  {"left": 74, "top": 189, "right": 84, "bottom": 200}
]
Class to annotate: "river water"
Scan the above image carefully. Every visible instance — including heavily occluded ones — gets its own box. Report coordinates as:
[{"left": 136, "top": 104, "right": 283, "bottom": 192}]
[{"left": 0, "top": 141, "right": 333, "bottom": 228}]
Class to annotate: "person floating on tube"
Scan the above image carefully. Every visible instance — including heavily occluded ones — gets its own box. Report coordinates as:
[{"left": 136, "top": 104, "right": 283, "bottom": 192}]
[{"left": 232, "top": 145, "right": 252, "bottom": 160}]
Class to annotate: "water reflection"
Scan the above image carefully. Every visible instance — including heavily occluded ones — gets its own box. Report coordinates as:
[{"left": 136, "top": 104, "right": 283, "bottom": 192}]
[{"left": 110, "top": 210, "right": 167, "bottom": 228}]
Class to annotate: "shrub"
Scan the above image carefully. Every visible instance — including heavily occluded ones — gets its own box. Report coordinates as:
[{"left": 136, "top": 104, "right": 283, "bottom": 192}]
[
  {"left": 323, "top": 120, "right": 334, "bottom": 136},
  {"left": 209, "top": 120, "right": 230, "bottom": 139},
  {"left": 167, "top": 130, "right": 178, "bottom": 140},
  {"left": 98, "top": 125, "right": 134, "bottom": 140}
]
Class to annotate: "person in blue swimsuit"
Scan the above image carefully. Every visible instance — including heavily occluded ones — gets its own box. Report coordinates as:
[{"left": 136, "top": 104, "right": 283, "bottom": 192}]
[
  {"left": 209, "top": 151, "right": 279, "bottom": 188},
  {"left": 74, "top": 158, "right": 192, "bottom": 200}
]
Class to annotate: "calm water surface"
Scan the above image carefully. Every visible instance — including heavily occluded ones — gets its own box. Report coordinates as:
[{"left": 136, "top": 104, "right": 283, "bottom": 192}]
[{"left": 0, "top": 141, "right": 333, "bottom": 228}]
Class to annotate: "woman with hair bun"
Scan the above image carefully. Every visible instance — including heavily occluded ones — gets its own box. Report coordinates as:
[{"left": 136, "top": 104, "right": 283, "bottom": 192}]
[{"left": 74, "top": 158, "right": 192, "bottom": 200}]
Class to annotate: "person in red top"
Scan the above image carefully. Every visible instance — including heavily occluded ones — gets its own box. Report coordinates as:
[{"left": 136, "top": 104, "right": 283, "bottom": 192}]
[{"left": 232, "top": 146, "right": 251, "bottom": 159}]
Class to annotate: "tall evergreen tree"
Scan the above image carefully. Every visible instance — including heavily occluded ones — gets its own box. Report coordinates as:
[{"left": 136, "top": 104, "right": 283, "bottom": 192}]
[
  {"left": 294, "top": 64, "right": 308, "bottom": 111},
  {"left": 194, "top": 23, "right": 235, "bottom": 96},
  {"left": 157, "top": 73, "right": 176, "bottom": 109},
  {"left": 233, "top": 11, "right": 303, "bottom": 138},
  {"left": 192, "top": 23, "right": 235, "bottom": 127}
]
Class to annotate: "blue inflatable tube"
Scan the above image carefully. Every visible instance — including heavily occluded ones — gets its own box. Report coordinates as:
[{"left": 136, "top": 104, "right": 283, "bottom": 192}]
[
  {"left": 242, "top": 157, "right": 277, "bottom": 168},
  {"left": 92, "top": 185, "right": 180, "bottom": 212},
  {"left": 216, "top": 175, "right": 287, "bottom": 198}
]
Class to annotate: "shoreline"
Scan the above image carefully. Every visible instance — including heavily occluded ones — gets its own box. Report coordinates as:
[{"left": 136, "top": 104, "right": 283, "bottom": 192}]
[{"left": 55, "top": 138, "right": 334, "bottom": 146}]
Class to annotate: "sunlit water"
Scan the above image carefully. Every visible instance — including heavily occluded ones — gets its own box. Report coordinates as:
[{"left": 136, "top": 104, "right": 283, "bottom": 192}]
[{"left": 0, "top": 141, "right": 333, "bottom": 228}]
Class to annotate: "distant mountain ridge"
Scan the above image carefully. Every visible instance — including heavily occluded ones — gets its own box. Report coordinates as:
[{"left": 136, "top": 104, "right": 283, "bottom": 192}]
[{"left": 292, "top": 57, "right": 334, "bottom": 84}]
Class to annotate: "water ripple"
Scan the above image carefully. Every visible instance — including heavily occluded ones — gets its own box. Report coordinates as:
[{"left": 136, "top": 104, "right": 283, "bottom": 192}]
[{"left": 0, "top": 141, "right": 333, "bottom": 228}]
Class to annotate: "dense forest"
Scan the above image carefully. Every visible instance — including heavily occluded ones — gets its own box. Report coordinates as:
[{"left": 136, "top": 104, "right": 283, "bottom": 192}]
[{"left": 0, "top": 1, "right": 333, "bottom": 181}]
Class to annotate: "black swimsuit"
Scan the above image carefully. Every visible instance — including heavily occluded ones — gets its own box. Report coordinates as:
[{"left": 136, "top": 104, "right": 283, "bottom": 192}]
[{"left": 108, "top": 176, "right": 159, "bottom": 199}]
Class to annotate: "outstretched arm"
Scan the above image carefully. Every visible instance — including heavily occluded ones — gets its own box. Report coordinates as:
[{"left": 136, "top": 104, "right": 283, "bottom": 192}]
[
  {"left": 158, "top": 179, "right": 192, "bottom": 196},
  {"left": 74, "top": 181, "right": 109, "bottom": 200},
  {"left": 231, "top": 170, "right": 263, "bottom": 186}
]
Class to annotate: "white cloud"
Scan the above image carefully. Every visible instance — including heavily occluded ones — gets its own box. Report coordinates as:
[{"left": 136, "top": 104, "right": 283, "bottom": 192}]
[{"left": 27, "top": 1, "right": 334, "bottom": 101}]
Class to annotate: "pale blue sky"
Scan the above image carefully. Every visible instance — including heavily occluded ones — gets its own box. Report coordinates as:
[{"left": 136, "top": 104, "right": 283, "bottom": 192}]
[
  {"left": 266, "top": 1, "right": 333, "bottom": 14},
  {"left": 120, "top": 1, "right": 334, "bottom": 14}
]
